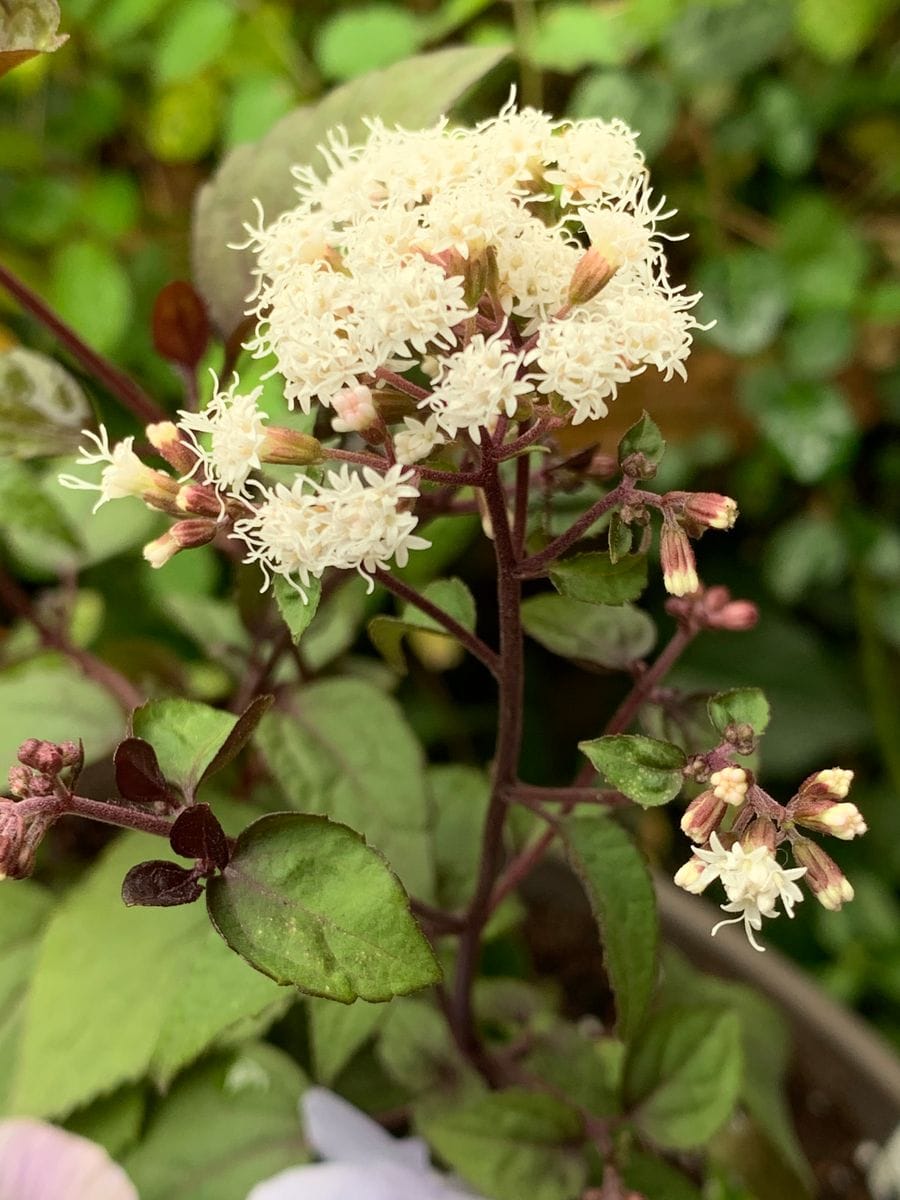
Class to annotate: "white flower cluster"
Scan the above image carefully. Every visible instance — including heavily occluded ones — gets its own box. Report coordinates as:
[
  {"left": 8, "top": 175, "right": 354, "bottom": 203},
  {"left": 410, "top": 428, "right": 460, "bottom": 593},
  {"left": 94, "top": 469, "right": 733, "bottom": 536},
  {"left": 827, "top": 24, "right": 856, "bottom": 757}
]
[
  {"left": 242, "top": 97, "right": 706, "bottom": 428},
  {"left": 676, "top": 833, "right": 807, "bottom": 952}
]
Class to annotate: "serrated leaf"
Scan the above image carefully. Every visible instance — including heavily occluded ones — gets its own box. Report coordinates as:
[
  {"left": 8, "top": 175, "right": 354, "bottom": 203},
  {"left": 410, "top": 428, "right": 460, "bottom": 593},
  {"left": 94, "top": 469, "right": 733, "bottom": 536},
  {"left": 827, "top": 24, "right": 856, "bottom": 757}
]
[
  {"left": 9, "top": 826, "right": 289, "bottom": 1117},
  {"left": 708, "top": 688, "right": 771, "bottom": 738},
  {"left": 200, "top": 693, "right": 273, "bottom": 785},
  {"left": 522, "top": 594, "right": 655, "bottom": 669},
  {"left": 417, "top": 1089, "right": 586, "bottom": 1200},
  {"left": 130, "top": 698, "right": 239, "bottom": 801},
  {"left": 273, "top": 575, "right": 322, "bottom": 644},
  {"left": 623, "top": 1006, "right": 743, "bottom": 1149},
  {"left": 578, "top": 734, "right": 685, "bottom": 807},
  {"left": 524, "top": 1023, "right": 623, "bottom": 1118},
  {"left": 0, "top": 652, "right": 122, "bottom": 770},
  {"left": 0, "top": 349, "right": 91, "bottom": 459},
  {"left": 256, "top": 678, "right": 434, "bottom": 897},
  {"left": 550, "top": 553, "right": 648, "bottom": 606},
  {"left": 206, "top": 813, "right": 441, "bottom": 1003},
  {"left": 193, "top": 46, "right": 508, "bottom": 332},
  {"left": 124, "top": 1044, "right": 307, "bottom": 1200},
  {"left": 368, "top": 577, "right": 476, "bottom": 673},
  {"left": 562, "top": 813, "right": 658, "bottom": 1040}
]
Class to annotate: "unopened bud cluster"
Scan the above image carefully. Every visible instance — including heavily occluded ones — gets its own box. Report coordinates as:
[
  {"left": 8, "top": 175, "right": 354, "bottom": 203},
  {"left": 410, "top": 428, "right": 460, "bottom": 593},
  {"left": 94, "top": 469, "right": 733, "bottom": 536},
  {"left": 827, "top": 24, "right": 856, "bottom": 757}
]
[
  {"left": 2, "top": 739, "right": 82, "bottom": 879},
  {"left": 675, "top": 758, "right": 865, "bottom": 950},
  {"left": 659, "top": 494, "right": 738, "bottom": 598}
]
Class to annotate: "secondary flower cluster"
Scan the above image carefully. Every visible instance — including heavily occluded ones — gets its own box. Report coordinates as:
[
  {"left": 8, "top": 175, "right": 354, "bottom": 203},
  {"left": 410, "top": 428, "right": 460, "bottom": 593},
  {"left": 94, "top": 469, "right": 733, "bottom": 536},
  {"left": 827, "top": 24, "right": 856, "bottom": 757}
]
[
  {"left": 675, "top": 764, "right": 866, "bottom": 950},
  {"left": 60, "top": 100, "right": 711, "bottom": 598}
]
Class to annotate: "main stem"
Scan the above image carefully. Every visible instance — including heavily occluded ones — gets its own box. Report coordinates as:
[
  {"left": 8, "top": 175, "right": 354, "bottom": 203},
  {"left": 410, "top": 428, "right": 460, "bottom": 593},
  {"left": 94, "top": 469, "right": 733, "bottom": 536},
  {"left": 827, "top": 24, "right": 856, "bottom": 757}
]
[{"left": 452, "top": 441, "right": 524, "bottom": 1078}]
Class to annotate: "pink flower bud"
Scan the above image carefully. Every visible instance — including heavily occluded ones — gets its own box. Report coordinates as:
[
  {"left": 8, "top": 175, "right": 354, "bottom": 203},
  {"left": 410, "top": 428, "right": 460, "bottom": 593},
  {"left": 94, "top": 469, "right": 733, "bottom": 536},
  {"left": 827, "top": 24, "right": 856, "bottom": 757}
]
[
  {"left": 660, "top": 522, "right": 699, "bottom": 597},
  {"left": 331, "top": 385, "right": 378, "bottom": 434},
  {"left": 0, "top": 801, "right": 25, "bottom": 880},
  {"left": 680, "top": 492, "right": 739, "bottom": 531},
  {"left": 798, "top": 767, "right": 854, "bottom": 801},
  {"left": 16, "top": 739, "right": 44, "bottom": 769},
  {"left": 145, "top": 421, "right": 199, "bottom": 475},
  {"left": 568, "top": 248, "right": 616, "bottom": 306},
  {"left": 707, "top": 599, "right": 758, "bottom": 631},
  {"left": 58, "top": 741, "right": 81, "bottom": 767},
  {"left": 176, "top": 482, "right": 224, "bottom": 518},
  {"left": 788, "top": 796, "right": 867, "bottom": 840},
  {"left": 740, "top": 817, "right": 777, "bottom": 852},
  {"left": 680, "top": 790, "right": 726, "bottom": 844},
  {"left": 792, "top": 839, "right": 854, "bottom": 910},
  {"left": 142, "top": 519, "right": 218, "bottom": 569},
  {"left": 31, "top": 743, "right": 63, "bottom": 776},
  {"left": 7, "top": 765, "right": 31, "bottom": 798}
]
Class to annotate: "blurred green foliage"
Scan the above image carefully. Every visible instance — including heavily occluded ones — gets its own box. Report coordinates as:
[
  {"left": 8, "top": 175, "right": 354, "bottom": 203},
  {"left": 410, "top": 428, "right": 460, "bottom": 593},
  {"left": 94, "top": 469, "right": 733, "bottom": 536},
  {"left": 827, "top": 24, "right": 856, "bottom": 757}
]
[{"left": 1, "top": 0, "right": 898, "bottom": 1050}]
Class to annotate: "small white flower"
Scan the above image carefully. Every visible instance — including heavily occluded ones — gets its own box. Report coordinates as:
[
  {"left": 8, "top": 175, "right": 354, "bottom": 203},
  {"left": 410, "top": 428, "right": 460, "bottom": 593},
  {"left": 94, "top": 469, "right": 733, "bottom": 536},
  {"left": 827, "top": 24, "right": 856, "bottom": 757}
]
[
  {"left": 330, "top": 384, "right": 378, "bottom": 434},
  {"left": 543, "top": 117, "right": 645, "bottom": 205},
  {"left": 394, "top": 414, "right": 445, "bottom": 465},
  {"left": 427, "top": 332, "right": 533, "bottom": 437},
  {"left": 820, "top": 802, "right": 868, "bottom": 840},
  {"left": 528, "top": 313, "right": 637, "bottom": 423},
  {"left": 248, "top": 1088, "right": 482, "bottom": 1200},
  {"left": 178, "top": 376, "right": 269, "bottom": 496},
  {"left": 688, "top": 832, "right": 807, "bottom": 952},
  {"left": 815, "top": 767, "right": 854, "bottom": 799},
  {"left": 58, "top": 427, "right": 168, "bottom": 512}
]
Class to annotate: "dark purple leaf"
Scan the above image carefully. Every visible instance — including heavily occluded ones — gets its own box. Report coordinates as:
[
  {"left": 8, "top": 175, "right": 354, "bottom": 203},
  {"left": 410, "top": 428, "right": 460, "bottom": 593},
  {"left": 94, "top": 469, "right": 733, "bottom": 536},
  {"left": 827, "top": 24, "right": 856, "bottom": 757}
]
[
  {"left": 170, "top": 803, "right": 229, "bottom": 869},
  {"left": 122, "top": 860, "right": 202, "bottom": 907},
  {"left": 199, "top": 694, "right": 274, "bottom": 786},
  {"left": 114, "top": 738, "right": 173, "bottom": 806},
  {"left": 152, "top": 280, "right": 210, "bottom": 371}
]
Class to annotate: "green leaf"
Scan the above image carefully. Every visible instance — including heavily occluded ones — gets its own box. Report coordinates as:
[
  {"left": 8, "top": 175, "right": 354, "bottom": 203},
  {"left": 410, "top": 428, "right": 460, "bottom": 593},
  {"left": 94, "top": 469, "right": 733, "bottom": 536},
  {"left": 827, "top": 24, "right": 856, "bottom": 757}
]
[
  {"left": 569, "top": 69, "right": 677, "bottom": 158},
  {"left": 623, "top": 1151, "right": 702, "bottom": 1200},
  {"left": 0, "top": 0, "right": 67, "bottom": 78},
  {"left": 740, "top": 369, "right": 858, "bottom": 484},
  {"left": 754, "top": 80, "right": 816, "bottom": 177},
  {"left": 0, "top": 349, "right": 92, "bottom": 459},
  {"left": 124, "top": 1044, "right": 308, "bottom": 1200},
  {"left": 550, "top": 553, "right": 648, "bottom": 607},
  {"left": 795, "top": 0, "right": 891, "bottom": 62},
  {"left": 696, "top": 250, "right": 788, "bottom": 356},
  {"left": 377, "top": 997, "right": 466, "bottom": 1094},
  {"left": 0, "top": 460, "right": 79, "bottom": 548},
  {"left": 131, "top": 698, "right": 239, "bottom": 800},
  {"left": 578, "top": 734, "right": 685, "bottom": 807},
  {"left": 618, "top": 411, "right": 665, "bottom": 468},
  {"left": 154, "top": 0, "right": 238, "bottom": 84},
  {"left": 783, "top": 311, "right": 856, "bottom": 381},
  {"left": 0, "top": 652, "right": 122, "bottom": 770},
  {"left": 524, "top": 1023, "right": 623, "bottom": 1118},
  {"left": 308, "top": 996, "right": 386, "bottom": 1084},
  {"left": 147, "top": 76, "right": 223, "bottom": 164},
  {"left": 225, "top": 73, "right": 295, "bottom": 148},
  {"left": 664, "top": 0, "right": 791, "bottom": 87},
  {"left": 49, "top": 240, "right": 133, "bottom": 356},
  {"left": 522, "top": 594, "right": 655, "bottom": 669},
  {"left": 369, "top": 577, "right": 476, "bottom": 673},
  {"left": 193, "top": 45, "right": 508, "bottom": 332},
  {"left": 707, "top": 687, "right": 771, "bottom": 739},
  {"left": 65, "top": 1085, "right": 145, "bottom": 1160},
  {"left": 272, "top": 575, "right": 321, "bottom": 643},
  {"left": 562, "top": 813, "right": 658, "bottom": 1040},
  {"left": 0, "top": 882, "right": 53, "bottom": 1113},
  {"left": 206, "top": 813, "right": 441, "bottom": 1002},
  {"left": 9, "top": 827, "right": 288, "bottom": 1118},
  {"left": 607, "top": 512, "right": 633, "bottom": 564},
  {"left": 256, "top": 679, "right": 435, "bottom": 897},
  {"left": 778, "top": 194, "right": 871, "bottom": 315},
  {"left": 428, "top": 764, "right": 490, "bottom": 910},
  {"left": 314, "top": 4, "right": 424, "bottom": 81},
  {"left": 623, "top": 1005, "right": 743, "bottom": 1150},
  {"left": 417, "top": 1090, "right": 586, "bottom": 1200},
  {"left": 659, "top": 949, "right": 812, "bottom": 1189},
  {"left": 529, "top": 2, "right": 644, "bottom": 71}
]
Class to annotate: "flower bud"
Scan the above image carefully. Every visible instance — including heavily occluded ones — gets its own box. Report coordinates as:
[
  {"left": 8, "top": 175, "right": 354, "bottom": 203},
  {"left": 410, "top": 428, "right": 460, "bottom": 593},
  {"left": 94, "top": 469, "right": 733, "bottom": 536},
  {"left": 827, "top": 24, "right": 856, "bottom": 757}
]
[
  {"left": 680, "top": 790, "right": 726, "bottom": 844},
  {"left": 142, "top": 519, "right": 218, "bottom": 569},
  {"left": 660, "top": 522, "right": 699, "bottom": 596},
  {"left": 674, "top": 856, "right": 708, "bottom": 894},
  {"left": 58, "top": 740, "right": 82, "bottom": 768},
  {"left": 710, "top": 766, "right": 749, "bottom": 806},
  {"left": 0, "top": 801, "right": 25, "bottom": 881},
  {"left": 792, "top": 839, "right": 854, "bottom": 910},
  {"left": 788, "top": 796, "right": 867, "bottom": 840},
  {"left": 28, "top": 774, "right": 55, "bottom": 796},
  {"left": 146, "top": 421, "right": 199, "bottom": 475},
  {"left": 679, "top": 492, "right": 738, "bottom": 531},
  {"left": 31, "top": 743, "right": 63, "bottom": 776},
  {"left": 740, "top": 817, "right": 777, "bottom": 852},
  {"left": 260, "top": 427, "right": 322, "bottom": 466},
  {"left": 16, "top": 739, "right": 44, "bottom": 769},
  {"left": 331, "top": 385, "right": 378, "bottom": 434},
  {"left": 176, "top": 482, "right": 225, "bottom": 518},
  {"left": 568, "top": 248, "right": 615, "bottom": 306},
  {"left": 7, "top": 765, "right": 31, "bottom": 798},
  {"left": 798, "top": 767, "right": 854, "bottom": 801},
  {"left": 708, "top": 598, "right": 758, "bottom": 631}
]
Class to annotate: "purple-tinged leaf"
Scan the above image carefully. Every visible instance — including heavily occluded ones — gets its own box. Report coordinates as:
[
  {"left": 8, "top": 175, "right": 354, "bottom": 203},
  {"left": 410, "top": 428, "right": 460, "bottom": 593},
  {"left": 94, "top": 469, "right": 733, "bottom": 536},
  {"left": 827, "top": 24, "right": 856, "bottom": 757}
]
[
  {"left": 121, "top": 860, "right": 202, "bottom": 908},
  {"left": 170, "top": 804, "right": 229, "bottom": 870},
  {"left": 114, "top": 739, "right": 173, "bottom": 806},
  {"left": 199, "top": 693, "right": 274, "bottom": 786}
]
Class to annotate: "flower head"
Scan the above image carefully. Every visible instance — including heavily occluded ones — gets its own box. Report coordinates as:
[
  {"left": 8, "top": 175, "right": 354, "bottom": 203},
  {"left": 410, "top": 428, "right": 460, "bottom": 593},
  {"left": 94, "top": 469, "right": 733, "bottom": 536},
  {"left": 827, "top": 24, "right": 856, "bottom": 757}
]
[
  {"left": 58, "top": 427, "right": 177, "bottom": 513},
  {"left": 177, "top": 376, "right": 269, "bottom": 495}
]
